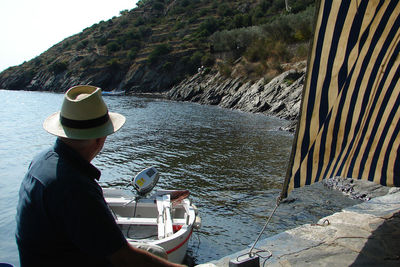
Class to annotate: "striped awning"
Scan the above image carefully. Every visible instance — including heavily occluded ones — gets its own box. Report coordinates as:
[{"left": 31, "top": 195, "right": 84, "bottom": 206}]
[{"left": 281, "top": 0, "right": 400, "bottom": 198}]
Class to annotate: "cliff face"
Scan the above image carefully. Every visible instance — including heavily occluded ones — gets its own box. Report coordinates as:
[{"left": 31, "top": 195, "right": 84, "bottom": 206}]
[
  {"left": 0, "top": 56, "right": 185, "bottom": 93},
  {"left": 167, "top": 61, "right": 306, "bottom": 131}
]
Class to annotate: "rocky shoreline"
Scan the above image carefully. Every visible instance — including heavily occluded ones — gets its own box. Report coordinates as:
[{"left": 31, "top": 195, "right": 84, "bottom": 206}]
[
  {"left": 322, "top": 177, "right": 400, "bottom": 201},
  {"left": 166, "top": 61, "right": 307, "bottom": 132}
]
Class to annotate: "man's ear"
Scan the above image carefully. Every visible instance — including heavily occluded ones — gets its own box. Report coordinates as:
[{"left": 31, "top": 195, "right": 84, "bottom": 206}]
[
  {"left": 95, "top": 138, "right": 102, "bottom": 146},
  {"left": 95, "top": 137, "right": 107, "bottom": 149}
]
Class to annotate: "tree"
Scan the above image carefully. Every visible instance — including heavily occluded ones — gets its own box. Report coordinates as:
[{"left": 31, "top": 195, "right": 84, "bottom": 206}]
[{"left": 148, "top": 44, "right": 172, "bottom": 64}]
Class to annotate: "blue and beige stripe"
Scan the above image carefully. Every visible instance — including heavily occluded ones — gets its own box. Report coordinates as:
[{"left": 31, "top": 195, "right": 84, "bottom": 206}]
[{"left": 282, "top": 0, "right": 400, "bottom": 197}]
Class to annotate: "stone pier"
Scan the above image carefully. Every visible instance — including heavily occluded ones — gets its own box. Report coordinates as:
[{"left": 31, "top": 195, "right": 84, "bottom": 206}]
[{"left": 197, "top": 190, "right": 400, "bottom": 266}]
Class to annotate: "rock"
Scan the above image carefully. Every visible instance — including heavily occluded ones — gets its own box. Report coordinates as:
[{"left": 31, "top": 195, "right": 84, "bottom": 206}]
[
  {"left": 322, "top": 177, "right": 392, "bottom": 201},
  {"left": 167, "top": 65, "right": 306, "bottom": 131}
]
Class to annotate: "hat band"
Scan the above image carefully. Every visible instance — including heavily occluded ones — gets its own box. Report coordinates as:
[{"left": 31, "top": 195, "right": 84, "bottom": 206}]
[{"left": 60, "top": 113, "right": 110, "bottom": 129}]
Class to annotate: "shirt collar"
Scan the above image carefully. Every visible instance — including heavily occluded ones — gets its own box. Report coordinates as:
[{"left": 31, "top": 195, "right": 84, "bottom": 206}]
[{"left": 54, "top": 138, "right": 101, "bottom": 181}]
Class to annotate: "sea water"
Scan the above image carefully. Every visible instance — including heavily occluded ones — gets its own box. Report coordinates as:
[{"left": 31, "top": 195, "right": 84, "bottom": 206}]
[{"left": 0, "top": 90, "right": 360, "bottom": 266}]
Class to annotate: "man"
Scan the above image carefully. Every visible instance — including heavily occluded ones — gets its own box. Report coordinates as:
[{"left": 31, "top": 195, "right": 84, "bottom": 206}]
[{"left": 16, "top": 85, "right": 183, "bottom": 266}]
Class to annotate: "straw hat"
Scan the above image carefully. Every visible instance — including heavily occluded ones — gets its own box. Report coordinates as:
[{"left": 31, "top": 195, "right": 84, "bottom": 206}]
[{"left": 43, "top": 85, "right": 126, "bottom": 139}]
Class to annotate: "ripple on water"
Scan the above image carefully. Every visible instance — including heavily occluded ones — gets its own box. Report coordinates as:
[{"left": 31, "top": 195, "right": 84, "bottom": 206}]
[{"left": 0, "top": 91, "right": 362, "bottom": 266}]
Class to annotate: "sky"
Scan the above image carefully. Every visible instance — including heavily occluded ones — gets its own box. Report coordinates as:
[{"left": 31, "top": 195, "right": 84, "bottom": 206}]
[{"left": 0, "top": 0, "right": 139, "bottom": 72}]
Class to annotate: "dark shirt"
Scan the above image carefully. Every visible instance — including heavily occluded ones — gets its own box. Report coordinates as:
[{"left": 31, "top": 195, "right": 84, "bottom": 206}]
[{"left": 16, "top": 139, "right": 126, "bottom": 267}]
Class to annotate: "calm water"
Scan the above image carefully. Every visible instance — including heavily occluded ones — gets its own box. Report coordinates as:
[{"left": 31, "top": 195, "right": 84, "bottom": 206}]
[{"left": 0, "top": 90, "right": 360, "bottom": 266}]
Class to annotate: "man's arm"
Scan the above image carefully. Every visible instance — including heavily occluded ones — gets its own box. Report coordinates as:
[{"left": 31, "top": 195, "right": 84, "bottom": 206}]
[{"left": 109, "top": 243, "right": 185, "bottom": 267}]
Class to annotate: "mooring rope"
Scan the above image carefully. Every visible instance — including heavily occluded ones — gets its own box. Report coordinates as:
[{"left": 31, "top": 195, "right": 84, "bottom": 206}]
[{"left": 248, "top": 195, "right": 282, "bottom": 257}]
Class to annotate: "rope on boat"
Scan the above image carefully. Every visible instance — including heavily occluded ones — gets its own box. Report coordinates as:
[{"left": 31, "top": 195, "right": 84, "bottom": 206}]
[{"left": 127, "top": 196, "right": 140, "bottom": 239}]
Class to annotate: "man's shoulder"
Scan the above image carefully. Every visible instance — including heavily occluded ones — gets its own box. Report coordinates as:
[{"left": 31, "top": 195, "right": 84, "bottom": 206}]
[
  {"left": 28, "top": 147, "right": 78, "bottom": 187},
  {"left": 28, "top": 148, "right": 57, "bottom": 177}
]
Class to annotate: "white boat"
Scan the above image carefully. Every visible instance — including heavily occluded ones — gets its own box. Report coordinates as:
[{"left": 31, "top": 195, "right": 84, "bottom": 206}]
[
  {"left": 102, "top": 90, "right": 125, "bottom": 96},
  {"left": 104, "top": 188, "right": 201, "bottom": 263}
]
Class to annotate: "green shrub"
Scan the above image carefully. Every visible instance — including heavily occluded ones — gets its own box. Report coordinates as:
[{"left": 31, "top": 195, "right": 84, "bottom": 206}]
[
  {"left": 134, "top": 17, "right": 145, "bottom": 27},
  {"left": 283, "top": 71, "right": 303, "bottom": 85},
  {"left": 211, "top": 0, "right": 219, "bottom": 9},
  {"left": 136, "top": 0, "right": 150, "bottom": 8},
  {"left": 173, "top": 21, "right": 186, "bottom": 31},
  {"left": 268, "top": 0, "right": 286, "bottom": 14},
  {"left": 199, "top": 8, "right": 209, "bottom": 17},
  {"left": 118, "top": 29, "right": 142, "bottom": 49},
  {"left": 290, "top": 0, "right": 315, "bottom": 13},
  {"left": 217, "top": 3, "right": 235, "bottom": 17},
  {"left": 210, "top": 27, "right": 262, "bottom": 53},
  {"left": 170, "top": 5, "right": 185, "bottom": 15},
  {"left": 254, "top": 63, "right": 266, "bottom": 77},
  {"left": 128, "top": 48, "right": 139, "bottom": 60},
  {"left": 97, "top": 37, "right": 108, "bottom": 46},
  {"left": 201, "top": 54, "right": 215, "bottom": 67},
  {"left": 245, "top": 39, "right": 268, "bottom": 62},
  {"left": 123, "top": 39, "right": 142, "bottom": 50},
  {"left": 244, "top": 39, "right": 290, "bottom": 63},
  {"left": 80, "top": 58, "right": 92, "bottom": 68},
  {"left": 106, "top": 42, "right": 120, "bottom": 53},
  {"left": 33, "top": 58, "right": 42, "bottom": 67},
  {"left": 296, "top": 43, "right": 310, "bottom": 59},
  {"left": 197, "top": 17, "right": 219, "bottom": 37},
  {"left": 233, "top": 14, "right": 252, "bottom": 28},
  {"left": 76, "top": 40, "right": 89, "bottom": 50},
  {"left": 119, "top": 9, "right": 129, "bottom": 16},
  {"left": 162, "top": 61, "right": 173, "bottom": 71},
  {"left": 271, "top": 41, "right": 290, "bottom": 61},
  {"left": 21, "top": 69, "right": 35, "bottom": 81},
  {"left": 262, "top": 5, "right": 315, "bottom": 43},
  {"left": 259, "top": 0, "right": 272, "bottom": 13},
  {"left": 148, "top": 44, "right": 172, "bottom": 64},
  {"left": 107, "top": 59, "right": 120, "bottom": 70},
  {"left": 62, "top": 41, "right": 71, "bottom": 50},
  {"left": 152, "top": 2, "right": 164, "bottom": 11},
  {"left": 262, "top": 19, "right": 293, "bottom": 43},
  {"left": 190, "top": 51, "right": 203, "bottom": 67},
  {"left": 49, "top": 61, "right": 68, "bottom": 74},
  {"left": 188, "top": 15, "right": 199, "bottom": 24},
  {"left": 218, "top": 62, "right": 232, "bottom": 77},
  {"left": 119, "top": 18, "right": 129, "bottom": 27},
  {"left": 180, "top": 0, "right": 190, "bottom": 7},
  {"left": 203, "top": 67, "right": 211, "bottom": 75},
  {"left": 290, "top": 6, "right": 314, "bottom": 41},
  {"left": 138, "top": 26, "right": 152, "bottom": 37}
]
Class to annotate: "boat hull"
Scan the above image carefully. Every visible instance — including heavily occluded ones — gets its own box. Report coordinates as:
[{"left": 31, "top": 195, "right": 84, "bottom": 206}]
[{"left": 104, "top": 188, "right": 198, "bottom": 263}]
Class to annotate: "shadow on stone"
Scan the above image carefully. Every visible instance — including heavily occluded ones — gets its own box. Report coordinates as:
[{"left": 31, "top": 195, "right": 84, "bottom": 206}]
[{"left": 350, "top": 211, "right": 400, "bottom": 266}]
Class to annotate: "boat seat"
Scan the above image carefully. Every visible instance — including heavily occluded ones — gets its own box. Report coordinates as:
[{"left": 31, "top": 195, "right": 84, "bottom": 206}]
[
  {"left": 116, "top": 217, "right": 187, "bottom": 225},
  {"left": 116, "top": 217, "right": 157, "bottom": 225},
  {"left": 156, "top": 195, "right": 174, "bottom": 239}
]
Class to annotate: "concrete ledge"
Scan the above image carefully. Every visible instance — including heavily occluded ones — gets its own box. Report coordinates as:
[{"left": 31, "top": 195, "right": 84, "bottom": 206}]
[{"left": 197, "top": 191, "right": 400, "bottom": 266}]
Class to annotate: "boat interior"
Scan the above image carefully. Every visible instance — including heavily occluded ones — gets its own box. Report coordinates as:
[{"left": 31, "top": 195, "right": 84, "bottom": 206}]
[{"left": 107, "top": 194, "right": 190, "bottom": 240}]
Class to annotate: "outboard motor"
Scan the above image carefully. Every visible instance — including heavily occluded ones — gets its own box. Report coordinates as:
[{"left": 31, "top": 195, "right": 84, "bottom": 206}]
[{"left": 132, "top": 166, "right": 160, "bottom": 196}]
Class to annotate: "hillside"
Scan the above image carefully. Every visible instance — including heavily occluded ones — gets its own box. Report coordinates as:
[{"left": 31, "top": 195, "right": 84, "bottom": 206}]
[{"left": 0, "top": 0, "right": 315, "bottom": 93}]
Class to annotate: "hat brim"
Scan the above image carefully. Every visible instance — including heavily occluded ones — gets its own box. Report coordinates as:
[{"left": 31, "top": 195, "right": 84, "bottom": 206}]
[{"left": 43, "top": 111, "right": 126, "bottom": 140}]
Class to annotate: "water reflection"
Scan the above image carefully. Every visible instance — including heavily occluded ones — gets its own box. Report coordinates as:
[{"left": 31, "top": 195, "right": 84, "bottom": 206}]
[{"left": 0, "top": 90, "right": 360, "bottom": 266}]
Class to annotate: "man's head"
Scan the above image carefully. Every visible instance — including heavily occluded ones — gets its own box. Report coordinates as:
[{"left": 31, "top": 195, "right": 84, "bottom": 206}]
[
  {"left": 43, "top": 85, "right": 125, "bottom": 139},
  {"left": 59, "top": 136, "right": 107, "bottom": 162}
]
